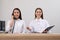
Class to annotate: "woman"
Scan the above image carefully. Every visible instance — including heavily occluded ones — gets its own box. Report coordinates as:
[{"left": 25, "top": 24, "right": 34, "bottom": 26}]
[
  {"left": 27, "top": 8, "right": 50, "bottom": 33},
  {"left": 5, "top": 8, "right": 26, "bottom": 34}
]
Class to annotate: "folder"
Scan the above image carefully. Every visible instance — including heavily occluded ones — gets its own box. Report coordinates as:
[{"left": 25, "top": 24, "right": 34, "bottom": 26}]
[{"left": 42, "top": 25, "right": 55, "bottom": 33}]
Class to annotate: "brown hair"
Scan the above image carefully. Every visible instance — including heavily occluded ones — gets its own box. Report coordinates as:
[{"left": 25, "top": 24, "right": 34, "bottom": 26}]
[
  {"left": 12, "top": 8, "right": 22, "bottom": 20},
  {"left": 35, "top": 8, "right": 43, "bottom": 19}
]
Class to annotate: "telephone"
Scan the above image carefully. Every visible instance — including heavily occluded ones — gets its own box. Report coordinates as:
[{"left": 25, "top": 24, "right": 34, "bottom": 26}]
[{"left": 12, "top": 13, "right": 16, "bottom": 20}]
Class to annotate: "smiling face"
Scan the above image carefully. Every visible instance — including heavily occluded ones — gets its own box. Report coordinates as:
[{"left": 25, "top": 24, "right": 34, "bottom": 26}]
[
  {"left": 14, "top": 10, "right": 20, "bottom": 19},
  {"left": 35, "top": 9, "right": 42, "bottom": 18},
  {"left": 35, "top": 8, "right": 43, "bottom": 19},
  {"left": 12, "top": 8, "right": 22, "bottom": 20}
]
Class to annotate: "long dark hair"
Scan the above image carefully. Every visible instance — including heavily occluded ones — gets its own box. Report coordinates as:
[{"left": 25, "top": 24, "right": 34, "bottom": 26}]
[
  {"left": 35, "top": 8, "right": 43, "bottom": 19},
  {"left": 12, "top": 8, "right": 22, "bottom": 20}
]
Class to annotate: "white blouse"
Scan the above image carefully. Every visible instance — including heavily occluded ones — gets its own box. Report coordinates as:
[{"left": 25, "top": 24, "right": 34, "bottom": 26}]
[
  {"left": 29, "top": 18, "right": 50, "bottom": 33},
  {"left": 5, "top": 19, "right": 26, "bottom": 34}
]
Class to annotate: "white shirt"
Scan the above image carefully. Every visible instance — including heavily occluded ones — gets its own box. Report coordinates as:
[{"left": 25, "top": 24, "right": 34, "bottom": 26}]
[
  {"left": 5, "top": 19, "right": 26, "bottom": 34},
  {"left": 29, "top": 18, "right": 50, "bottom": 33}
]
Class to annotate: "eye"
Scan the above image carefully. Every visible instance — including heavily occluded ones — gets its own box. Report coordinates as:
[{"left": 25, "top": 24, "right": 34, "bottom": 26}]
[
  {"left": 37, "top": 11, "right": 42, "bottom": 13},
  {"left": 39, "top": 11, "right": 42, "bottom": 13},
  {"left": 17, "top": 12, "right": 19, "bottom": 13},
  {"left": 14, "top": 12, "right": 16, "bottom": 13}
]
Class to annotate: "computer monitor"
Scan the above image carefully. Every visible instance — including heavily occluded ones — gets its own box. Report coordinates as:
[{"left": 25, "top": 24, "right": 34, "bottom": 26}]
[{"left": 0, "top": 21, "right": 5, "bottom": 31}]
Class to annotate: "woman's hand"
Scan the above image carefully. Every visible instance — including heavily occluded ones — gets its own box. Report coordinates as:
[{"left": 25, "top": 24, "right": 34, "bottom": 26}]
[
  {"left": 42, "top": 30, "right": 48, "bottom": 33},
  {"left": 26, "top": 27, "right": 31, "bottom": 31}
]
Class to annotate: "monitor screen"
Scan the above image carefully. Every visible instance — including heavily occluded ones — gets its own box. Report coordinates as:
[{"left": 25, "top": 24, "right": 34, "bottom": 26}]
[{"left": 0, "top": 21, "right": 5, "bottom": 31}]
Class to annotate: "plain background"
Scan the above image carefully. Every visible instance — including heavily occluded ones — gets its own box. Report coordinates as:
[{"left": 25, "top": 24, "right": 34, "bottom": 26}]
[{"left": 0, "top": 0, "right": 60, "bottom": 33}]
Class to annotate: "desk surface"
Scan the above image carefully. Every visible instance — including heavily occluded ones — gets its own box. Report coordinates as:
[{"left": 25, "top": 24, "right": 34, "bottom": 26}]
[{"left": 0, "top": 33, "right": 60, "bottom": 40}]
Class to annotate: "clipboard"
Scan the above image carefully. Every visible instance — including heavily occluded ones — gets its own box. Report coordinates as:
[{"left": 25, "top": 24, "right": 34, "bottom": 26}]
[{"left": 42, "top": 25, "right": 55, "bottom": 33}]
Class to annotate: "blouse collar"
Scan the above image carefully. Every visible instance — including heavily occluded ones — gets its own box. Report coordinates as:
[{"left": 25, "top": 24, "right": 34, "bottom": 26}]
[{"left": 35, "top": 18, "right": 42, "bottom": 21}]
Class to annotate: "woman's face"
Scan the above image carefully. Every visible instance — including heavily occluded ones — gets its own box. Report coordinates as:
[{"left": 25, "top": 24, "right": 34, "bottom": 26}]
[
  {"left": 35, "top": 9, "right": 42, "bottom": 18},
  {"left": 14, "top": 10, "right": 20, "bottom": 19}
]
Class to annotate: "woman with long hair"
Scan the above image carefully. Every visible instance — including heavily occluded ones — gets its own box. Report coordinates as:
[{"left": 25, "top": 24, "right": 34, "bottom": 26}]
[
  {"left": 27, "top": 8, "right": 50, "bottom": 33},
  {"left": 5, "top": 8, "right": 26, "bottom": 34}
]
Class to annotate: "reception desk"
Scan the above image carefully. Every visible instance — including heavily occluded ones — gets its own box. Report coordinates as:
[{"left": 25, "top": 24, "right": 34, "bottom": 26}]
[{"left": 0, "top": 33, "right": 60, "bottom": 40}]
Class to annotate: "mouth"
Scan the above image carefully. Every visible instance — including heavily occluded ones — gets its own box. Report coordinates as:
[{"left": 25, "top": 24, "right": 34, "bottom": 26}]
[{"left": 14, "top": 15, "right": 19, "bottom": 18}]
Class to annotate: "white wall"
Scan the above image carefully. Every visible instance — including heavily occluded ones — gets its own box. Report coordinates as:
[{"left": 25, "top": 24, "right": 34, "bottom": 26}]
[{"left": 0, "top": 0, "right": 60, "bottom": 33}]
